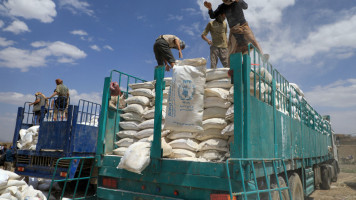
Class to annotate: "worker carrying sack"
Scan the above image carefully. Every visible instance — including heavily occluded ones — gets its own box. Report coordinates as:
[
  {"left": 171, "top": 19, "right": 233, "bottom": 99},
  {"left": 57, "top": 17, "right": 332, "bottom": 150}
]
[{"left": 164, "top": 58, "right": 206, "bottom": 133}]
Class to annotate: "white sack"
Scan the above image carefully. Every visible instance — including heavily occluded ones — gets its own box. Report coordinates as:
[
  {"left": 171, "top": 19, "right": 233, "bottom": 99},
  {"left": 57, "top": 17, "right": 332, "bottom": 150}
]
[
  {"left": 138, "top": 119, "right": 155, "bottom": 130},
  {"left": 225, "top": 104, "right": 234, "bottom": 121},
  {"left": 115, "top": 138, "right": 137, "bottom": 147},
  {"left": 162, "top": 138, "right": 173, "bottom": 157},
  {"left": 168, "top": 139, "right": 199, "bottom": 152},
  {"left": 164, "top": 77, "right": 172, "bottom": 86},
  {"left": 27, "top": 125, "right": 40, "bottom": 134},
  {"left": 129, "top": 89, "right": 154, "bottom": 98},
  {"left": 203, "top": 118, "right": 227, "bottom": 130},
  {"left": 206, "top": 68, "right": 229, "bottom": 81},
  {"left": 142, "top": 106, "right": 166, "bottom": 119},
  {"left": 169, "top": 149, "right": 196, "bottom": 158},
  {"left": 0, "top": 180, "right": 26, "bottom": 190},
  {"left": 204, "top": 97, "right": 231, "bottom": 109},
  {"left": 205, "top": 88, "right": 229, "bottom": 99},
  {"left": 196, "top": 128, "right": 228, "bottom": 141},
  {"left": 0, "top": 169, "right": 20, "bottom": 181},
  {"left": 113, "top": 147, "right": 127, "bottom": 156},
  {"left": 222, "top": 123, "right": 234, "bottom": 136},
  {"left": 125, "top": 96, "right": 150, "bottom": 106},
  {"left": 117, "top": 141, "right": 151, "bottom": 174},
  {"left": 119, "top": 121, "right": 140, "bottom": 130},
  {"left": 129, "top": 81, "right": 155, "bottom": 90},
  {"left": 116, "top": 130, "right": 137, "bottom": 139},
  {"left": 122, "top": 104, "right": 145, "bottom": 115},
  {"left": 206, "top": 78, "right": 232, "bottom": 89},
  {"left": 135, "top": 129, "right": 154, "bottom": 139},
  {"left": 0, "top": 173, "right": 9, "bottom": 188},
  {"left": 165, "top": 58, "right": 206, "bottom": 133},
  {"left": 121, "top": 112, "right": 144, "bottom": 122},
  {"left": 167, "top": 132, "right": 198, "bottom": 140},
  {"left": 203, "top": 107, "right": 228, "bottom": 120},
  {"left": 198, "top": 138, "right": 228, "bottom": 152}
]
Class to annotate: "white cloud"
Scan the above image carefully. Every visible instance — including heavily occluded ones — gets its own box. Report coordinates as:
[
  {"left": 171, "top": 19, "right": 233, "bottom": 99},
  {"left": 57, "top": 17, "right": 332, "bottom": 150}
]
[
  {"left": 90, "top": 45, "right": 101, "bottom": 51},
  {"left": 305, "top": 79, "right": 356, "bottom": 134},
  {"left": 0, "top": 92, "right": 34, "bottom": 105},
  {"left": 69, "top": 89, "right": 101, "bottom": 105},
  {"left": 103, "top": 45, "right": 114, "bottom": 51},
  {"left": 167, "top": 14, "right": 183, "bottom": 21},
  {"left": 0, "top": 37, "right": 14, "bottom": 47},
  {"left": 59, "top": 0, "right": 94, "bottom": 16},
  {"left": 328, "top": 110, "right": 356, "bottom": 134},
  {"left": 0, "top": 20, "right": 4, "bottom": 28},
  {"left": 3, "top": 0, "right": 56, "bottom": 23},
  {"left": 3, "top": 20, "right": 30, "bottom": 34},
  {"left": 0, "top": 41, "right": 86, "bottom": 71},
  {"left": 0, "top": 90, "right": 101, "bottom": 107},
  {"left": 70, "top": 29, "right": 88, "bottom": 36},
  {"left": 305, "top": 79, "right": 356, "bottom": 109},
  {"left": 0, "top": 112, "right": 17, "bottom": 142},
  {"left": 196, "top": 0, "right": 295, "bottom": 27},
  {"left": 179, "top": 22, "right": 201, "bottom": 36}
]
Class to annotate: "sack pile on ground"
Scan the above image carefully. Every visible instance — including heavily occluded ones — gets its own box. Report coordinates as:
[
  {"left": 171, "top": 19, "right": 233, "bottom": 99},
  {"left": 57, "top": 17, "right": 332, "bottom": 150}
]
[
  {"left": 17, "top": 126, "right": 39, "bottom": 150},
  {"left": 0, "top": 169, "right": 46, "bottom": 200}
]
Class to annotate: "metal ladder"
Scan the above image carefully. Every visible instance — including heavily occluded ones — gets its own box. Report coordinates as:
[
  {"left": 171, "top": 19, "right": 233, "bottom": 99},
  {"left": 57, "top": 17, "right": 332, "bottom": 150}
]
[{"left": 226, "top": 158, "right": 292, "bottom": 200}]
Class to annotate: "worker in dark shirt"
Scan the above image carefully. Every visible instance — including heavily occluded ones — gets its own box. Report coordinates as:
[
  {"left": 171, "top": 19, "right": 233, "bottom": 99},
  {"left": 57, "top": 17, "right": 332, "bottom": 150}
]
[{"left": 204, "top": 0, "right": 269, "bottom": 62}]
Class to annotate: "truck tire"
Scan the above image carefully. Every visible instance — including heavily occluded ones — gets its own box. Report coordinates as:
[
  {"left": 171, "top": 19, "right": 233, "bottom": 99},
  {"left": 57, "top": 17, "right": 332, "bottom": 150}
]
[
  {"left": 331, "top": 161, "right": 338, "bottom": 182},
  {"left": 288, "top": 173, "right": 304, "bottom": 200},
  {"left": 271, "top": 176, "right": 290, "bottom": 200},
  {"left": 321, "top": 167, "right": 331, "bottom": 190}
]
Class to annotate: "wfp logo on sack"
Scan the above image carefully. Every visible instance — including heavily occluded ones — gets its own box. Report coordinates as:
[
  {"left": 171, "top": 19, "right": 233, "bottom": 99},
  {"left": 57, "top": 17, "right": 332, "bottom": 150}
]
[{"left": 178, "top": 80, "right": 195, "bottom": 101}]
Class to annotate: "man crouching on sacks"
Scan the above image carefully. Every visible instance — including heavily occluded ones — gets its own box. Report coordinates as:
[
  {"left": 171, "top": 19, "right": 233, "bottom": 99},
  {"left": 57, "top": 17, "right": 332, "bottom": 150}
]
[
  {"left": 153, "top": 34, "right": 185, "bottom": 71},
  {"left": 204, "top": 0, "right": 269, "bottom": 63}
]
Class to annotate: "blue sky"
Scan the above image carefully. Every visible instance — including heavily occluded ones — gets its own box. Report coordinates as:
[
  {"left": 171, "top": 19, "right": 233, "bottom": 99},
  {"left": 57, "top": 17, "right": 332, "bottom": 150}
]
[{"left": 0, "top": 0, "right": 355, "bottom": 142}]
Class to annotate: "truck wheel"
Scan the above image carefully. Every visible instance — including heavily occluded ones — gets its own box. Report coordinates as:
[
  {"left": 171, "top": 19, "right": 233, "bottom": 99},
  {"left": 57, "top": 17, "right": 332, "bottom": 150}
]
[
  {"left": 288, "top": 173, "right": 303, "bottom": 200},
  {"left": 320, "top": 167, "right": 331, "bottom": 190},
  {"left": 331, "top": 161, "right": 338, "bottom": 182},
  {"left": 271, "top": 176, "right": 290, "bottom": 200}
]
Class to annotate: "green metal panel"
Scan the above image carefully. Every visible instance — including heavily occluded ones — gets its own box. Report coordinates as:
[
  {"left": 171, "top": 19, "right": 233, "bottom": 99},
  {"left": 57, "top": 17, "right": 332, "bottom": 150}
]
[
  {"left": 151, "top": 66, "right": 165, "bottom": 171},
  {"left": 249, "top": 97, "right": 274, "bottom": 158},
  {"left": 104, "top": 109, "right": 120, "bottom": 154},
  {"left": 230, "top": 53, "right": 244, "bottom": 158},
  {"left": 275, "top": 111, "right": 292, "bottom": 159}
]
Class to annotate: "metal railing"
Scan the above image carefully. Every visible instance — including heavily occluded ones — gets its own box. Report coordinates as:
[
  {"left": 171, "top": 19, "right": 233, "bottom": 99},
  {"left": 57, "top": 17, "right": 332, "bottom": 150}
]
[
  {"left": 226, "top": 158, "right": 291, "bottom": 200},
  {"left": 48, "top": 156, "right": 96, "bottom": 200}
]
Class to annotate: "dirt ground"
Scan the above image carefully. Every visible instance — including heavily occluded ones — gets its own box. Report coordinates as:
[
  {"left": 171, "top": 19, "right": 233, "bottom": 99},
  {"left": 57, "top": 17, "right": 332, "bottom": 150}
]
[{"left": 308, "top": 164, "right": 356, "bottom": 200}]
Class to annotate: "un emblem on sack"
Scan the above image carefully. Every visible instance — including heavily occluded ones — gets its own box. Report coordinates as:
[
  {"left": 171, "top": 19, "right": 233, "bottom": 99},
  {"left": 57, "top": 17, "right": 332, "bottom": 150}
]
[{"left": 178, "top": 80, "right": 195, "bottom": 100}]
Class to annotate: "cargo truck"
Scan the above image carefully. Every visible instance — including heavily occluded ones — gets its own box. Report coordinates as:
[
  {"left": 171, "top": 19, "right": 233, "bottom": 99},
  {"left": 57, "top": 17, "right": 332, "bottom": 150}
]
[
  {"left": 12, "top": 98, "right": 100, "bottom": 180},
  {"left": 95, "top": 48, "right": 339, "bottom": 199}
]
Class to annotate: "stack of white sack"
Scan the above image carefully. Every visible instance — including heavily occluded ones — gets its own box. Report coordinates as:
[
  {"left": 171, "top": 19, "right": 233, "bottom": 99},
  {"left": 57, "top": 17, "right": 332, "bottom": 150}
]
[
  {"left": 164, "top": 58, "right": 207, "bottom": 161},
  {"left": 17, "top": 125, "right": 40, "bottom": 150},
  {"left": 0, "top": 169, "right": 47, "bottom": 200},
  {"left": 114, "top": 80, "right": 173, "bottom": 174},
  {"left": 249, "top": 67, "right": 272, "bottom": 104},
  {"left": 197, "top": 68, "right": 231, "bottom": 161}
]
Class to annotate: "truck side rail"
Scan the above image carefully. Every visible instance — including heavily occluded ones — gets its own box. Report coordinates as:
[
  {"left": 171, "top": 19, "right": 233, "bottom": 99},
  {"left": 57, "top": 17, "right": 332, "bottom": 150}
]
[{"left": 96, "top": 70, "right": 146, "bottom": 164}]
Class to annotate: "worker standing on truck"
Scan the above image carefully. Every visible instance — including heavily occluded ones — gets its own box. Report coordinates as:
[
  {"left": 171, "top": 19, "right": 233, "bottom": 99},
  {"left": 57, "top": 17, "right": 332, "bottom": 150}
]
[
  {"left": 47, "top": 79, "right": 69, "bottom": 121},
  {"left": 153, "top": 35, "right": 185, "bottom": 71},
  {"left": 201, "top": 13, "right": 229, "bottom": 68},
  {"left": 204, "top": 0, "right": 269, "bottom": 62},
  {"left": 29, "top": 92, "right": 47, "bottom": 125}
]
